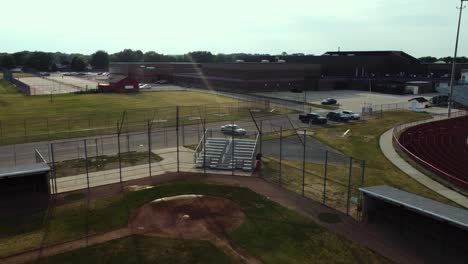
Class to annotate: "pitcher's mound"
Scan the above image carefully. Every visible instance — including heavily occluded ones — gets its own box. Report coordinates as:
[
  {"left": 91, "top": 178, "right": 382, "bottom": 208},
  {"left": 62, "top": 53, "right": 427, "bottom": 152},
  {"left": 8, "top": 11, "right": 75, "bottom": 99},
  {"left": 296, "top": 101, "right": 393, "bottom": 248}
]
[{"left": 128, "top": 195, "right": 245, "bottom": 240}]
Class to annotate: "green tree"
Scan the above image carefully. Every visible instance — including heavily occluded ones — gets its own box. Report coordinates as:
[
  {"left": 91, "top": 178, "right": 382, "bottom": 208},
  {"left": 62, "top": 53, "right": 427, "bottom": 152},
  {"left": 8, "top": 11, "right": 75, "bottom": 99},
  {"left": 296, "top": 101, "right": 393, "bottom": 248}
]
[
  {"left": 185, "top": 51, "right": 215, "bottom": 63},
  {"left": 110, "top": 49, "right": 143, "bottom": 62},
  {"left": 25, "top": 52, "right": 53, "bottom": 71},
  {"left": 437, "top": 57, "right": 468, "bottom": 63},
  {"left": 143, "top": 51, "right": 165, "bottom": 62},
  {"left": 90, "top": 50, "right": 109, "bottom": 69},
  {"left": 1, "top": 54, "right": 16, "bottom": 69},
  {"left": 70, "top": 55, "right": 88, "bottom": 71},
  {"left": 418, "top": 56, "right": 438, "bottom": 63},
  {"left": 12, "top": 51, "right": 30, "bottom": 66}
]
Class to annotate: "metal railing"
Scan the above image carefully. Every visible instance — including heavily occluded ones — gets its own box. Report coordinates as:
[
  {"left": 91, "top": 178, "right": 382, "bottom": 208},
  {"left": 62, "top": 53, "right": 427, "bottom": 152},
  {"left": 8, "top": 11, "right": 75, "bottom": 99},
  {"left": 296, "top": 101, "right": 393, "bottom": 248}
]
[{"left": 392, "top": 110, "right": 468, "bottom": 187}]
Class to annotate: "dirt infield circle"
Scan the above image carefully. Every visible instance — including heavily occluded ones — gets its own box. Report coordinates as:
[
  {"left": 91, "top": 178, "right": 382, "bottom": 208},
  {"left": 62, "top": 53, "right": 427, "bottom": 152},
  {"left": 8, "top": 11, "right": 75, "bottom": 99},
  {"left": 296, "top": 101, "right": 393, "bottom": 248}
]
[{"left": 128, "top": 195, "right": 245, "bottom": 240}]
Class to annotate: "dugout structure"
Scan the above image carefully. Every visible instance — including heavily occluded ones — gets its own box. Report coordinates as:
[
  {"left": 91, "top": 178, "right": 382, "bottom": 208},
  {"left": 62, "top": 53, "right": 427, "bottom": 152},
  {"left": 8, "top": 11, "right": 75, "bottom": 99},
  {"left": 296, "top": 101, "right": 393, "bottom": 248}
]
[
  {"left": 360, "top": 185, "right": 468, "bottom": 263},
  {"left": 0, "top": 149, "right": 50, "bottom": 195}
]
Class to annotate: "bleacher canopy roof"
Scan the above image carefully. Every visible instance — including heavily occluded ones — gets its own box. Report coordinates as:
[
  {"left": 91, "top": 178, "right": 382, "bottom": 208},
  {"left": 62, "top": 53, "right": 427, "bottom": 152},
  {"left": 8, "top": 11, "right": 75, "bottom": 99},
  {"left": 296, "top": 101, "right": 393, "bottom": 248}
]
[
  {"left": 359, "top": 185, "right": 468, "bottom": 230},
  {"left": 0, "top": 163, "right": 50, "bottom": 180}
]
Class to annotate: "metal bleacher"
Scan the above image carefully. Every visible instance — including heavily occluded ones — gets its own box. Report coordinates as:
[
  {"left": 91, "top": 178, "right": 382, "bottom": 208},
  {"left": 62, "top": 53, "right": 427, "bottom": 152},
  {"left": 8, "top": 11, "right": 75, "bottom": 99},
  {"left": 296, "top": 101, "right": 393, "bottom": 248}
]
[{"left": 194, "top": 130, "right": 258, "bottom": 171}]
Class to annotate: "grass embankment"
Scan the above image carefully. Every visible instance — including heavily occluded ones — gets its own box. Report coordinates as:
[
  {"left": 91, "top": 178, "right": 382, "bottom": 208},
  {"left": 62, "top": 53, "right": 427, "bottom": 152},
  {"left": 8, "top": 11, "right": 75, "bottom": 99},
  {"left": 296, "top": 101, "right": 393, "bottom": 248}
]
[
  {"left": 307, "top": 111, "right": 456, "bottom": 204},
  {"left": 261, "top": 154, "right": 363, "bottom": 214},
  {"left": 0, "top": 183, "right": 388, "bottom": 263},
  {"left": 0, "top": 80, "right": 291, "bottom": 145},
  {"left": 53, "top": 151, "right": 163, "bottom": 177}
]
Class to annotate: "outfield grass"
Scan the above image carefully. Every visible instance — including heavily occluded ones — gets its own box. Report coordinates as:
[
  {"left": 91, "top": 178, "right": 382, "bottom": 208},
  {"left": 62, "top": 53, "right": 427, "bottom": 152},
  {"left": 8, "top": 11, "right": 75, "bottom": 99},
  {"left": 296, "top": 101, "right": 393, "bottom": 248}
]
[
  {"left": 31, "top": 235, "right": 239, "bottom": 264},
  {"left": 0, "top": 182, "right": 388, "bottom": 263},
  {"left": 306, "top": 111, "right": 457, "bottom": 205},
  {"left": 0, "top": 80, "right": 284, "bottom": 145}
]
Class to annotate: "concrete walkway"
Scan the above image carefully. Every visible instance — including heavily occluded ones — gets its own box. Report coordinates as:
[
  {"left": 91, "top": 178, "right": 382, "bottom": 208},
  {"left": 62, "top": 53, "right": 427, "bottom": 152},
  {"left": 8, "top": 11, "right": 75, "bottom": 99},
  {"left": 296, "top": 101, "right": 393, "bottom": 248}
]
[
  {"left": 54, "top": 147, "right": 252, "bottom": 193},
  {"left": 379, "top": 128, "right": 468, "bottom": 208}
]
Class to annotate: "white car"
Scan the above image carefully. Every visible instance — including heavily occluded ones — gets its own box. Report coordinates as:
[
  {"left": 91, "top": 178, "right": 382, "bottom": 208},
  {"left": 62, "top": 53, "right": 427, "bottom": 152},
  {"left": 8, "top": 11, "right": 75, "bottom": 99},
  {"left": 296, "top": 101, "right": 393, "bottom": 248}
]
[
  {"left": 341, "top": 110, "right": 361, "bottom": 120},
  {"left": 221, "top": 124, "right": 247, "bottom": 136}
]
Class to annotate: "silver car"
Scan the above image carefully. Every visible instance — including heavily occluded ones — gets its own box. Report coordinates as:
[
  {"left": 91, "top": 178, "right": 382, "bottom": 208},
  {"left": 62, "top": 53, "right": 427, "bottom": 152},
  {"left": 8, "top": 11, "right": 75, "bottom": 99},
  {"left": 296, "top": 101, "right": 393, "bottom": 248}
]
[
  {"left": 221, "top": 124, "right": 247, "bottom": 136},
  {"left": 341, "top": 110, "right": 361, "bottom": 120}
]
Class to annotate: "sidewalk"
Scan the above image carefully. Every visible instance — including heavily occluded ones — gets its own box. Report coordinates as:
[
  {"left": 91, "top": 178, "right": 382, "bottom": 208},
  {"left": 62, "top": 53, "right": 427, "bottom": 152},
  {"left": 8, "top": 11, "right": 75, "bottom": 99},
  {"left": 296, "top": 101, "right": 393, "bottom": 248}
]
[
  {"left": 54, "top": 147, "right": 252, "bottom": 193},
  {"left": 379, "top": 128, "right": 468, "bottom": 208}
]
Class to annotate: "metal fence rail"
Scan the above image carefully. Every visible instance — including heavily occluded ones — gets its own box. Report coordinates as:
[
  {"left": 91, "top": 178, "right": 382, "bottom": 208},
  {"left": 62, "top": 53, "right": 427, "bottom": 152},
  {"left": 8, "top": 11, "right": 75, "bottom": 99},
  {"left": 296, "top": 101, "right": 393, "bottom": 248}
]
[{"left": 0, "top": 103, "right": 368, "bottom": 262}]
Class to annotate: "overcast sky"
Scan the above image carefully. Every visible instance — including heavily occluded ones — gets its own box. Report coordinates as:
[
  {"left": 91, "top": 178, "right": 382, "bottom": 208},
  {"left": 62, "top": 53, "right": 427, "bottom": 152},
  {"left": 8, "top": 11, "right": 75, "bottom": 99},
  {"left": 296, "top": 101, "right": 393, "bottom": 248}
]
[{"left": 1, "top": 0, "right": 467, "bottom": 57}]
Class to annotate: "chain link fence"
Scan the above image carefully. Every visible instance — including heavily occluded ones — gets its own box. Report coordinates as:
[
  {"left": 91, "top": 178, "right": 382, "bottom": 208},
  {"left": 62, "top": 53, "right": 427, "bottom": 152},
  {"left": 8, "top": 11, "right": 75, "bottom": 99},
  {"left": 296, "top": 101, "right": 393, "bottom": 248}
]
[
  {"left": 259, "top": 127, "right": 366, "bottom": 220},
  {"left": 0, "top": 101, "right": 368, "bottom": 260}
]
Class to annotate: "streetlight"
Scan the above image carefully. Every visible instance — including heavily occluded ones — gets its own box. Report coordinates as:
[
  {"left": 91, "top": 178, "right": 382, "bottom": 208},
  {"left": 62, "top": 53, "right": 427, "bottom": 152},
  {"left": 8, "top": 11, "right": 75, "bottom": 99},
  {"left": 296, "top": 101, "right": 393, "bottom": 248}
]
[{"left": 448, "top": 0, "right": 467, "bottom": 117}]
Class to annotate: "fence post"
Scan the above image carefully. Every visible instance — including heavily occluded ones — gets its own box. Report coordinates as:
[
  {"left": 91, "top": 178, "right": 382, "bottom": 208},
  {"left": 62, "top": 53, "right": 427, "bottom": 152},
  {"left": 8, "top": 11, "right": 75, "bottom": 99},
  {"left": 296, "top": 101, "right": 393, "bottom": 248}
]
[
  {"left": 358, "top": 159, "right": 366, "bottom": 221},
  {"left": 279, "top": 126, "right": 283, "bottom": 186},
  {"left": 302, "top": 129, "right": 306, "bottom": 196},
  {"left": 232, "top": 120, "right": 235, "bottom": 175},
  {"left": 147, "top": 120, "right": 152, "bottom": 179},
  {"left": 197, "top": 120, "right": 200, "bottom": 142},
  {"left": 203, "top": 119, "right": 206, "bottom": 175},
  {"left": 0, "top": 120, "right": 2, "bottom": 144},
  {"left": 46, "top": 118, "right": 50, "bottom": 141},
  {"left": 259, "top": 120, "right": 263, "bottom": 154},
  {"left": 182, "top": 120, "right": 185, "bottom": 146},
  {"left": 176, "top": 106, "right": 180, "bottom": 173},
  {"left": 126, "top": 134, "right": 130, "bottom": 153},
  {"left": 50, "top": 143, "right": 58, "bottom": 194},
  {"left": 117, "top": 123, "right": 122, "bottom": 184},
  {"left": 13, "top": 144, "right": 17, "bottom": 167},
  {"left": 346, "top": 157, "right": 353, "bottom": 216},
  {"left": 84, "top": 139, "right": 90, "bottom": 190},
  {"left": 323, "top": 150, "right": 328, "bottom": 204},
  {"left": 95, "top": 138, "right": 98, "bottom": 158},
  {"left": 68, "top": 119, "right": 71, "bottom": 137},
  {"left": 24, "top": 119, "right": 27, "bottom": 141}
]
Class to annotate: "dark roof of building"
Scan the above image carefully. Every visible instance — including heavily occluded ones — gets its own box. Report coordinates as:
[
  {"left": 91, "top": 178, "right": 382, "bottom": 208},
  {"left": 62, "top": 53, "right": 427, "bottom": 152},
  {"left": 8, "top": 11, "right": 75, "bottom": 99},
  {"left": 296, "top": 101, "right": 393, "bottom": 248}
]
[
  {"left": 359, "top": 185, "right": 468, "bottom": 230},
  {"left": 0, "top": 163, "right": 50, "bottom": 180},
  {"left": 110, "top": 62, "right": 199, "bottom": 65},
  {"left": 408, "top": 97, "right": 429, "bottom": 102},
  {"left": 323, "top": 51, "right": 420, "bottom": 63}
]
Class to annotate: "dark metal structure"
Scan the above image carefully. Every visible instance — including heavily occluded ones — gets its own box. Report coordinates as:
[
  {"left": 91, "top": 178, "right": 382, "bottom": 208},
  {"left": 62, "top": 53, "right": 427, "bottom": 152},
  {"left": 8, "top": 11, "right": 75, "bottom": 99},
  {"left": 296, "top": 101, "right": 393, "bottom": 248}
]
[{"left": 360, "top": 185, "right": 468, "bottom": 263}]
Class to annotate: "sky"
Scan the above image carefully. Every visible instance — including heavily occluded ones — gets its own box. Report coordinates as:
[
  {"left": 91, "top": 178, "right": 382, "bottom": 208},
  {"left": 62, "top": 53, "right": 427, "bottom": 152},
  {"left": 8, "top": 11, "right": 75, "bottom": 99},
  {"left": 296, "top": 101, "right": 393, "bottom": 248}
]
[{"left": 1, "top": 0, "right": 467, "bottom": 58}]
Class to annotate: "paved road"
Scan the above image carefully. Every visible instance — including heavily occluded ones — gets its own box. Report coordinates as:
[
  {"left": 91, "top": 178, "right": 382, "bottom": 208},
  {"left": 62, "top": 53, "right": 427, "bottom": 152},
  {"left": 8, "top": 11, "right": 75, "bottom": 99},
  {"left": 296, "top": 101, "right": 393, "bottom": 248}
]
[
  {"left": 262, "top": 135, "right": 345, "bottom": 163},
  {"left": 0, "top": 112, "right": 307, "bottom": 167}
]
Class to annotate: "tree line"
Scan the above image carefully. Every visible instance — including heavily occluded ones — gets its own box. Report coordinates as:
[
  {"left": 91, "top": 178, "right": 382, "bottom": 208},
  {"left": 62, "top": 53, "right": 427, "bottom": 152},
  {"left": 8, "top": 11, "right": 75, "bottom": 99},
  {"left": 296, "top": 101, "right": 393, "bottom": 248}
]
[
  {"left": 4, "top": 49, "right": 465, "bottom": 72},
  {"left": 0, "top": 49, "right": 301, "bottom": 72},
  {"left": 418, "top": 56, "right": 468, "bottom": 64}
]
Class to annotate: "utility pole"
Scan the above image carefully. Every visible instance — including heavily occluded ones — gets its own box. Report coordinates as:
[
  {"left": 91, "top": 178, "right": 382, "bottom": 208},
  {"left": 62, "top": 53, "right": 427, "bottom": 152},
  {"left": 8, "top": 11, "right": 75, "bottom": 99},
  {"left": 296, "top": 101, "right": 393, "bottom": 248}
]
[{"left": 448, "top": 0, "right": 467, "bottom": 117}]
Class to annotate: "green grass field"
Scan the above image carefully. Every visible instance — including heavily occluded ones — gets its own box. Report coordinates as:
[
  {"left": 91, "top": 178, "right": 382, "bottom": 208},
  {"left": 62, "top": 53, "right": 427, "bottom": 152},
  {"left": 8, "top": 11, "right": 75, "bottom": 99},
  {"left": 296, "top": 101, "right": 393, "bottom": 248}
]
[
  {"left": 0, "top": 80, "right": 282, "bottom": 144},
  {"left": 306, "top": 111, "right": 457, "bottom": 205},
  {"left": 261, "top": 156, "right": 363, "bottom": 215},
  {"left": 31, "top": 235, "right": 238, "bottom": 264},
  {"left": 0, "top": 182, "right": 388, "bottom": 263}
]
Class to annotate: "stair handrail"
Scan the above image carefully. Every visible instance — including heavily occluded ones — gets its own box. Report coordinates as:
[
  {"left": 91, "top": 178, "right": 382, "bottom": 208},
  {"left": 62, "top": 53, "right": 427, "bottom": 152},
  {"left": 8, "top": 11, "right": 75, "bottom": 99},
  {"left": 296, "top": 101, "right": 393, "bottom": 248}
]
[{"left": 194, "top": 128, "right": 208, "bottom": 163}]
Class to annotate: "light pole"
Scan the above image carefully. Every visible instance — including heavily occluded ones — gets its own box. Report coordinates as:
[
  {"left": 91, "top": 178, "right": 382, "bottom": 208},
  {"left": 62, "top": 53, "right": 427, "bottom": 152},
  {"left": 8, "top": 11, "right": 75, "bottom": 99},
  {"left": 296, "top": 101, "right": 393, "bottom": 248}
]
[{"left": 448, "top": 0, "right": 467, "bottom": 117}]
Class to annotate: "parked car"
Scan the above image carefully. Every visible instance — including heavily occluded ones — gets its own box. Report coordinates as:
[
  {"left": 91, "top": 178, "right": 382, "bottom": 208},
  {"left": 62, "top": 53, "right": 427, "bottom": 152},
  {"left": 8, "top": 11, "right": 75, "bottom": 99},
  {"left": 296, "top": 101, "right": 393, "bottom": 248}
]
[
  {"left": 156, "top": 80, "right": 169, "bottom": 84},
  {"left": 430, "top": 95, "right": 449, "bottom": 106},
  {"left": 321, "top": 98, "right": 337, "bottom": 105},
  {"left": 299, "top": 112, "right": 327, "bottom": 125},
  {"left": 221, "top": 124, "right": 247, "bottom": 136},
  {"left": 327, "top": 111, "right": 350, "bottom": 122},
  {"left": 340, "top": 110, "right": 360, "bottom": 120},
  {"left": 290, "top": 88, "right": 303, "bottom": 93}
]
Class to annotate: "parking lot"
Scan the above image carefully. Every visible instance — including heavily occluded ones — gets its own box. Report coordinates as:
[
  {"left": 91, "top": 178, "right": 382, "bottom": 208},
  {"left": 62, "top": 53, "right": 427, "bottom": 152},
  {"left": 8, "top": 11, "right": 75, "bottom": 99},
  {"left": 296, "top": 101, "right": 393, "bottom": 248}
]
[{"left": 255, "top": 90, "right": 439, "bottom": 113}]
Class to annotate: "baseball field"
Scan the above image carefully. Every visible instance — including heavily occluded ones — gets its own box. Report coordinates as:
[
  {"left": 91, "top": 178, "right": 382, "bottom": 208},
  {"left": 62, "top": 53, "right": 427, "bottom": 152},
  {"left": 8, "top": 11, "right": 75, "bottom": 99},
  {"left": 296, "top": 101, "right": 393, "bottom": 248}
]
[{"left": 0, "top": 181, "right": 389, "bottom": 264}]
